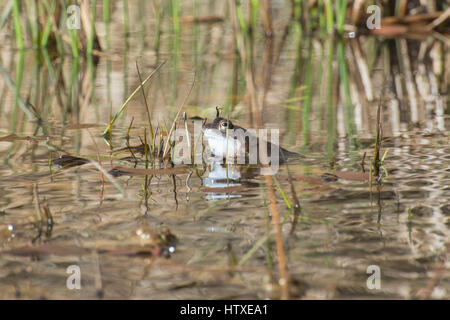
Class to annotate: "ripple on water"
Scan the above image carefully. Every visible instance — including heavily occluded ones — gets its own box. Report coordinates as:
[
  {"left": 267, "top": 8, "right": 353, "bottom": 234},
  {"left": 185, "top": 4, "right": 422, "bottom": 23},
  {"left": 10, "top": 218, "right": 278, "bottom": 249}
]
[
  {"left": 441, "top": 204, "right": 450, "bottom": 216},
  {"left": 410, "top": 205, "right": 434, "bottom": 217},
  {"left": 404, "top": 180, "right": 434, "bottom": 187},
  {"left": 399, "top": 190, "right": 430, "bottom": 199}
]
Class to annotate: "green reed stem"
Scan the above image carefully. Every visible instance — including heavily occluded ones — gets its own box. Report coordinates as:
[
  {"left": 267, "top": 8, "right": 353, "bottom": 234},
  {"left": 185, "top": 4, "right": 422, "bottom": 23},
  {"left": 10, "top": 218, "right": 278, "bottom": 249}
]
[
  {"left": 42, "top": 48, "right": 56, "bottom": 82},
  {"left": 153, "top": 0, "right": 163, "bottom": 54},
  {"left": 286, "top": 21, "right": 302, "bottom": 146},
  {"left": 325, "top": 38, "right": 336, "bottom": 158},
  {"left": 325, "top": 0, "right": 334, "bottom": 34},
  {"left": 337, "top": 40, "right": 356, "bottom": 148},
  {"left": 171, "top": 0, "right": 180, "bottom": 35},
  {"left": 103, "top": 0, "right": 110, "bottom": 24},
  {"left": 235, "top": 0, "right": 247, "bottom": 35},
  {"left": 318, "top": 0, "right": 325, "bottom": 31},
  {"left": 26, "top": 0, "right": 39, "bottom": 48},
  {"left": 292, "top": 0, "right": 301, "bottom": 20},
  {"left": 250, "top": 0, "right": 259, "bottom": 30},
  {"left": 69, "top": 29, "right": 79, "bottom": 58},
  {"left": 144, "top": 128, "right": 149, "bottom": 168},
  {"left": 43, "top": 0, "right": 64, "bottom": 55},
  {"left": 87, "top": 0, "right": 97, "bottom": 55},
  {"left": 62, "top": 57, "right": 77, "bottom": 122},
  {"left": 11, "top": 50, "right": 24, "bottom": 132},
  {"left": 302, "top": 40, "right": 313, "bottom": 149},
  {"left": 40, "top": 0, "right": 55, "bottom": 48},
  {"left": 394, "top": 0, "right": 402, "bottom": 17},
  {"left": 372, "top": 96, "right": 382, "bottom": 177},
  {"left": 103, "top": 0, "right": 111, "bottom": 107},
  {"left": 137, "top": 0, "right": 145, "bottom": 53},
  {"left": 0, "top": 62, "right": 35, "bottom": 119},
  {"left": 171, "top": 0, "right": 180, "bottom": 105},
  {"left": 193, "top": 0, "right": 199, "bottom": 65},
  {"left": 122, "top": 1, "right": 130, "bottom": 104},
  {"left": 336, "top": 0, "right": 348, "bottom": 34},
  {"left": 12, "top": 0, "right": 24, "bottom": 50},
  {"left": 273, "top": 176, "right": 292, "bottom": 209},
  {"left": 122, "top": 0, "right": 129, "bottom": 37}
]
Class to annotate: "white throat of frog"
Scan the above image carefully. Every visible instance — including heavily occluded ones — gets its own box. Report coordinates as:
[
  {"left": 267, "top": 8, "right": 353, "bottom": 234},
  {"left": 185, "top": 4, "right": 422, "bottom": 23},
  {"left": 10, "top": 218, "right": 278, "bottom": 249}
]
[{"left": 203, "top": 128, "right": 243, "bottom": 159}]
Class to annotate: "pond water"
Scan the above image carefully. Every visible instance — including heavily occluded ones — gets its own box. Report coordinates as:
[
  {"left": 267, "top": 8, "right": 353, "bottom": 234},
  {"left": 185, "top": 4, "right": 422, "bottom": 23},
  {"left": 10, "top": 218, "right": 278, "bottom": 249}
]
[{"left": 0, "top": 1, "right": 449, "bottom": 299}]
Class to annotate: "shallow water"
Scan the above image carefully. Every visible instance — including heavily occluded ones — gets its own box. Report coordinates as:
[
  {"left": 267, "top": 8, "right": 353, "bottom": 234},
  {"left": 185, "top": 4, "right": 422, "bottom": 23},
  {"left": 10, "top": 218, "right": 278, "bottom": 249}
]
[{"left": 0, "top": 1, "right": 449, "bottom": 299}]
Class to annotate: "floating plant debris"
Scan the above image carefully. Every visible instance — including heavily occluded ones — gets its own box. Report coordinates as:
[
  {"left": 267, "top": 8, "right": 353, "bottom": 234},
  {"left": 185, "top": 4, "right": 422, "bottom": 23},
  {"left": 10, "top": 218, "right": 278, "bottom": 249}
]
[{"left": 52, "top": 155, "right": 90, "bottom": 168}]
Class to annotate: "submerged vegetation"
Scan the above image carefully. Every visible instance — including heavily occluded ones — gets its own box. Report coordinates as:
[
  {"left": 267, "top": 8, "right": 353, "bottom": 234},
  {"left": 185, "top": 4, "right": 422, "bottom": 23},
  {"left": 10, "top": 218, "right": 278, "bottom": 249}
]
[{"left": 0, "top": 1, "right": 449, "bottom": 300}]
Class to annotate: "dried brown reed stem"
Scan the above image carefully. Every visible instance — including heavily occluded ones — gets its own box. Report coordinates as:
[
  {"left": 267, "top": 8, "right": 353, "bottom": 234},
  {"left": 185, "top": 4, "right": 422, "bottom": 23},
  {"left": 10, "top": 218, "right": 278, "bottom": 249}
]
[
  {"left": 361, "top": 151, "right": 366, "bottom": 172},
  {"left": 426, "top": 7, "right": 450, "bottom": 31},
  {"left": 418, "top": 243, "right": 449, "bottom": 300},
  {"left": 260, "top": 37, "right": 275, "bottom": 114},
  {"left": 418, "top": 258, "right": 446, "bottom": 299},
  {"left": 33, "top": 183, "right": 43, "bottom": 223},
  {"left": 80, "top": 0, "right": 102, "bottom": 52},
  {"left": 351, "top": 0, "right": 365, "bottom": 25},
  {"left": 397, "top": 0, "right": 408, "bottom": 17},
  {"left": 93, "top": 251, "right": 104, "bottom": 299},
  {"left": 228, "top": 0, "right": 290, "bottom": 299},
  {"left": 259, "top": 0, "right": 273, "bottom": 37},
  {"left": 399, "top": 39, "right": 419, "bottom": 123},
  {"left": 350, "top": 39, "right": 373, "bottom": 101}
]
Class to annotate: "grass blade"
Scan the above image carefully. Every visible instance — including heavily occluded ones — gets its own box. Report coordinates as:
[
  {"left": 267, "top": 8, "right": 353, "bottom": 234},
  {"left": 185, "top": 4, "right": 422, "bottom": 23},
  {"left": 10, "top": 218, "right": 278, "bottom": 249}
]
[{"left": 103, "top": 61, "right": 166, "bottom": 135}]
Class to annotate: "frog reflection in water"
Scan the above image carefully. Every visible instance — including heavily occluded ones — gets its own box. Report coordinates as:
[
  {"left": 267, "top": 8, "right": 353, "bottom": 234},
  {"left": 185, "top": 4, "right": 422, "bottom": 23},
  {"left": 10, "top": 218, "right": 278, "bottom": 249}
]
[{"left": 202, "top": 161, "right": 260, "bottom": 200}]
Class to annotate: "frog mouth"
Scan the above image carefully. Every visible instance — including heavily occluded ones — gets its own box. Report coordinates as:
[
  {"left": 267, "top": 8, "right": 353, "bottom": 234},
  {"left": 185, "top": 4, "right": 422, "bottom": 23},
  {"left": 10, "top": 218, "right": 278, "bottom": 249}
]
[{"left": 202, "top": 122, "right": 219, "bottom": 130}]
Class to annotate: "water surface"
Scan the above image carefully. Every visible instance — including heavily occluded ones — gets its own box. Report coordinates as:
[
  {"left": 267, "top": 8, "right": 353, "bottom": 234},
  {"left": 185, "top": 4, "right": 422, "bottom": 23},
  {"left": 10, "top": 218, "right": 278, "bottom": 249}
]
[{"left": 0, "top": 1, "right": 449, "bottom": 299}]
